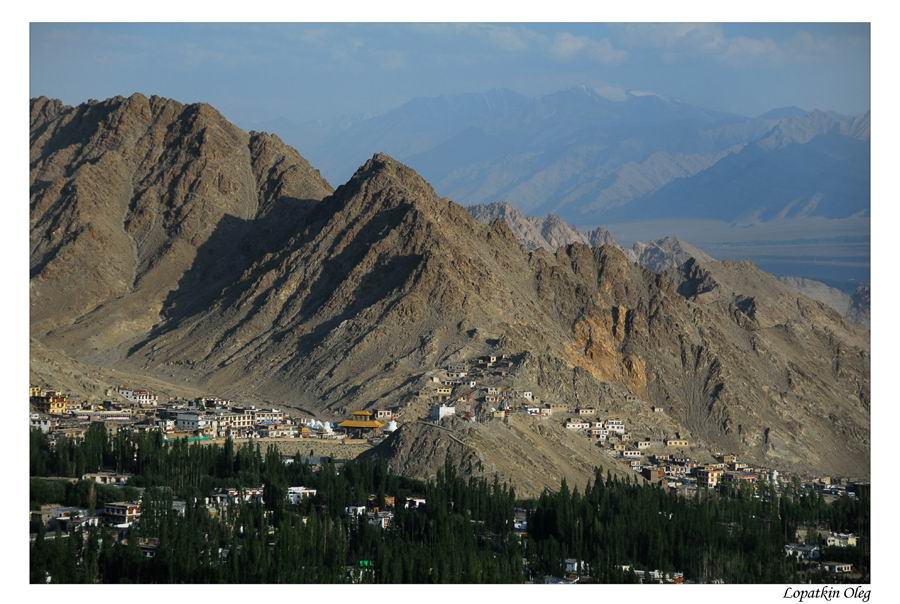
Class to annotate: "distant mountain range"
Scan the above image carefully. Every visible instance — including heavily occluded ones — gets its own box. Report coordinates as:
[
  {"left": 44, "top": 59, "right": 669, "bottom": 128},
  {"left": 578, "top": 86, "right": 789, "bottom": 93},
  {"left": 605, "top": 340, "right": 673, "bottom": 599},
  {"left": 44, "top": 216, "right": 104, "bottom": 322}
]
[{"left": 266, "top": 87, "right": 869, "bottom": 226}]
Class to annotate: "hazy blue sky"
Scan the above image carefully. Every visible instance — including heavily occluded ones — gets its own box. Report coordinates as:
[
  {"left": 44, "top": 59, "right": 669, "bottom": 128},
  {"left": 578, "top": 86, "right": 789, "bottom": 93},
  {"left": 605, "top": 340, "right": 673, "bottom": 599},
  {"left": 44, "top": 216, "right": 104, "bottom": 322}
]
[{"left": 30, "top": 23, "right": 870, "bottom": 126}]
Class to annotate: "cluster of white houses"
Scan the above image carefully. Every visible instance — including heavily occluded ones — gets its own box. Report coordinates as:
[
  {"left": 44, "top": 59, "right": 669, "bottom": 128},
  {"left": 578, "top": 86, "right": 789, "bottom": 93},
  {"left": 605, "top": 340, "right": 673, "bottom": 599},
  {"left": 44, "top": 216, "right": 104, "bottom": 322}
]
[
  {"left": 783, "top": 531, "right": 861, "bottom": 576},
  {"left": 169, "top": 406, "right": 289, "bottom": 438},
  {"left": 29, "top": 385, "right": 405, "bottom": 444}
]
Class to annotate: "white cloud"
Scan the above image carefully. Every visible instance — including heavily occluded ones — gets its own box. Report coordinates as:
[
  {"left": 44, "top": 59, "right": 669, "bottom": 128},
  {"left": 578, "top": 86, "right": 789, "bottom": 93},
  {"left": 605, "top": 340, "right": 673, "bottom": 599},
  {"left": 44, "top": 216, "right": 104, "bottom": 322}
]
[
  {"left": 415, "top": 24, "right": 626, "bottom": 64},
  {"left": 614, "top": 23, "right": 784, "bottom": 65},
  {"left": 615, "top": 23, "right": 725, "bottom": 53},
  {"left": 484, "top": 26, "right": 533, "bottom": 52},
  {"left": 550, "top": 32, "right": 627, "bottom": 64}
]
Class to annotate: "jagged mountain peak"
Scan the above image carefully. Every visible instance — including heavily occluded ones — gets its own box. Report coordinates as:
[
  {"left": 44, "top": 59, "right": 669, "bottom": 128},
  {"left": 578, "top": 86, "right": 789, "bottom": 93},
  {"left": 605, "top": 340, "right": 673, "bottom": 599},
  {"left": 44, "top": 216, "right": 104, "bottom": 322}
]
[
  {"left": 334, "top": 152, "right": 442, "bottom": 209},
  {"left": 467, "top": 201, "right": 619, "bottom": 253}
]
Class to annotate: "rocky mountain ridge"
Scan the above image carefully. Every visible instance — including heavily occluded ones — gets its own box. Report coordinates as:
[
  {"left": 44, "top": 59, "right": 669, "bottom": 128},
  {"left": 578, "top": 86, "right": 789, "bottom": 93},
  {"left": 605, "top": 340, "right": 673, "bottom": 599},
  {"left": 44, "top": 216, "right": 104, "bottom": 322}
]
[
  {"left": 467, "top": 201, "right": 870, "bottom": 326},
  {"left": 30, "top": 95, "right": 871, "bottom": 490},
  {"left": 467, "top": 201, "right": 616, "bottom": 251}
]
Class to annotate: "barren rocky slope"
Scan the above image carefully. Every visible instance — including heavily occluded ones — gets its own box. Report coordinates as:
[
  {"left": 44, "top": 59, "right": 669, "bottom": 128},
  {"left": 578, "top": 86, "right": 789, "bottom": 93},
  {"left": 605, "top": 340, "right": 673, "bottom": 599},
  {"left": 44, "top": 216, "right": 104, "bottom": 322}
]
[
  {"left": 30, "top": 94, "right": 332, "bottom": 357},
  {"left": 361, "top": 415, "right": 635, "bottom": 496},
  {"left": 30, "top": 95, "right": 870, "bottom": 488}
]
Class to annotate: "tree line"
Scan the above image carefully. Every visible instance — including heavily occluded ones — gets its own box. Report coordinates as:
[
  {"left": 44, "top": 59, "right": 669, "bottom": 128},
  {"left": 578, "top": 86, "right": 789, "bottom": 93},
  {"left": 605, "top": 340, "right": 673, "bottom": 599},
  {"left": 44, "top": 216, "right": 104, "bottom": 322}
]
[{"left": 30, "top": 427, "right": 868, "bottom": 583}]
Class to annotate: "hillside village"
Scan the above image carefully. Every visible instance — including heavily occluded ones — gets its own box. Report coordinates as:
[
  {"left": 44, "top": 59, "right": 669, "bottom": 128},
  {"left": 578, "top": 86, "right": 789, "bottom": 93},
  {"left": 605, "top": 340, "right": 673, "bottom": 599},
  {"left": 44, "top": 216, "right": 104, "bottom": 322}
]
[
  {"left": 32, "top": 346, "right": 866, "bottom": 502},
  {"left": 411, "top": 353, "right": 866, "bottom": 499}
]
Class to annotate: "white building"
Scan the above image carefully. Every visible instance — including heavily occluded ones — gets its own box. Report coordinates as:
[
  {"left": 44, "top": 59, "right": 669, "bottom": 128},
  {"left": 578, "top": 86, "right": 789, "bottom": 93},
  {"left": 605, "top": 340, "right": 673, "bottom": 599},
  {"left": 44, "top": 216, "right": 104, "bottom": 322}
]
[
  {"left": 30, "top": 414, "right": 53, "bottom": 434},
  {"left": 431, "top": 404, "right": 456, "bottom": 422},
  {"left": 604, "top": 419, "right": 626, "bottom": 434},
  {"left": 565, "top": 418, "right": 590, "bottom": 430},
  {"left": 590, "top": 427, "right": 608, "bottom": 441},
  {"left": 117, "top": 387, "right": 159, "bottom": 407},
  {"left": 287, "top": 487, "right": 317, "bottom": 505},
  {"left": 176, "top": 412, "right": 209, "bottom": 433}
]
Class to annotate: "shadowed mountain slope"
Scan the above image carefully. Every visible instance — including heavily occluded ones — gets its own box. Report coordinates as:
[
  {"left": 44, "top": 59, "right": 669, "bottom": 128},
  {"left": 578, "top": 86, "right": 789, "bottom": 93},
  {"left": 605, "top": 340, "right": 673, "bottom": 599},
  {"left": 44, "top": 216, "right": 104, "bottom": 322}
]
[{"left": 30, "top": 94, "right": 332, "bottom": 357}]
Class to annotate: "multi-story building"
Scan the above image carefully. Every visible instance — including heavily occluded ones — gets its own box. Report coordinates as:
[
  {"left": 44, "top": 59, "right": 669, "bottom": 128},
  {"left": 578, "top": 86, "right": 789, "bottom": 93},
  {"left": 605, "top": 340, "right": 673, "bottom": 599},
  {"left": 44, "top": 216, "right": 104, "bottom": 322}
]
[
  {"left": 117, "top": 387, "right": 159, "bottom": 407},
  {"left": 252, "top": 408, "right": 285, "bottom": 424},
  {"left": 695, "top": 468, "right": 724, "bottom": 488},
  {"left": 208, "top": 408, "right": 254, "bottom": 434},
  {"left": 176, "top": 412, "right": 210, "bottom": 433},
  {"left": 33, "top": 392, "right": 68, "bottom": 415},
  {"left": 103, "top": 501, "right": 141, "bottom": 526}
]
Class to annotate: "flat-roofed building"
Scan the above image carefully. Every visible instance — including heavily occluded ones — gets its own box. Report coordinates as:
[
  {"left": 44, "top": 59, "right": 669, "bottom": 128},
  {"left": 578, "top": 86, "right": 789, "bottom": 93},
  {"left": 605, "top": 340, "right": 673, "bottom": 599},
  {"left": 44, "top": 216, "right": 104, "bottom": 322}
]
[
  {"left": 103, "top": 501, "right": 141, "bottom": 526},
  {"left": 287, "top": 486, "right": 317, "bottom": 504}
]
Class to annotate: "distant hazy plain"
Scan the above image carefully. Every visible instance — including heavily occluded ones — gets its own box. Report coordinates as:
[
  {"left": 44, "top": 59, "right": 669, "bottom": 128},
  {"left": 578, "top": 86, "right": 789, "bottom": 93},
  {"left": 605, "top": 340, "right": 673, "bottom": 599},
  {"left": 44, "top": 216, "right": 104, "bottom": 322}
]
[{"left": 603, "top": 217, "right": 870, "bottom": 291}]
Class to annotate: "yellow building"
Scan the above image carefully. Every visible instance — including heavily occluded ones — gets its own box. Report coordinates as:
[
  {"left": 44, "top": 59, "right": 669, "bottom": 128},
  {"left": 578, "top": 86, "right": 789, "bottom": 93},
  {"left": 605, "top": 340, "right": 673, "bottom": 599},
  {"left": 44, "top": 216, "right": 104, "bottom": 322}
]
[
  {"left": 695, "top": 468, "right": 724, "bottom": 488},
  {"left": 666, "top": 439, "right": 690, "bottom": 448},
  {"left": 338, "top": 419, "right": 384, "bottom": 438},
  {"left": 34, "top": 393, "right": 68, "bottom": 415}
]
